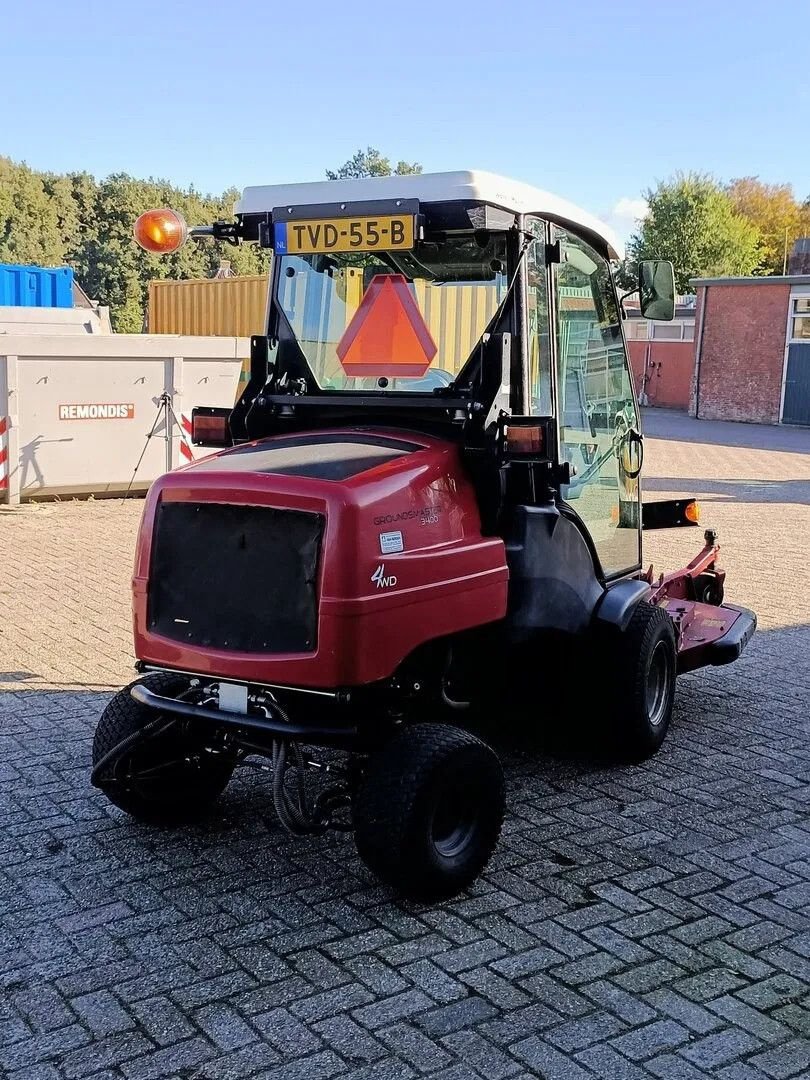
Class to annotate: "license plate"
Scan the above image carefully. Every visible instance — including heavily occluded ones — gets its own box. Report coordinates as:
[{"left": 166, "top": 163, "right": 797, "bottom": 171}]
[{"left": 274, "top": 214, "right": 415, "bottom": 255}]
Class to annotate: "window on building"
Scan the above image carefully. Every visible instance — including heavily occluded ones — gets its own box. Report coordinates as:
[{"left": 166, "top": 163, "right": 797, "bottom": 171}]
[
  {"left": 790, "top": 297, "right": 810, "bottom": 340},
  {"left": 651, "top": 323, "right": 684, "bottom": 340}
]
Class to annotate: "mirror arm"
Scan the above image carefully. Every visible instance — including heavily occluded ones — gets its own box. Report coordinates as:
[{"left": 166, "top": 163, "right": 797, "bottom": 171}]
[{"left": 618, "top": 286, "right": 639, "bottom": 319}]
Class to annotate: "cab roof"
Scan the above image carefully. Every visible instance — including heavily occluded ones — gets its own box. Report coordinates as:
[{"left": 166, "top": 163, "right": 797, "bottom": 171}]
[{"left": 236, "top": 170, "right": 622, "bottom": 260}]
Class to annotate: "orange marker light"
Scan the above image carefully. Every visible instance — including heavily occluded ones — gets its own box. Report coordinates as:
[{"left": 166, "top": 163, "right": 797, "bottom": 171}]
[
  {"left": 685, "top": 500, "right": 701, "bottom": 523},
  {"left": 133, "top": 209, "right": 188, "bottom": 254}
]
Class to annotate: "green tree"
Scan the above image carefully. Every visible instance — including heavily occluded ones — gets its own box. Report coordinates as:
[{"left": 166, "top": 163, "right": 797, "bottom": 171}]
[
  {"left": 0, "top": 156, "right": 271, "bottom": 331},
  {"left": 326, "top": 147, "right": 422, "bottom": 180},
  {"left": 626, "top": 173, "right": 762, "bottom": 293},
  {"left": 0, "top": 157, "right": 66, "bottom": 266}
]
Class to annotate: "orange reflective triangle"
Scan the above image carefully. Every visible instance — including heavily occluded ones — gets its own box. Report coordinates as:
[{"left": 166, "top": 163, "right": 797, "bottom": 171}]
[{"left": 336, "top": 274, "right": 437, "bottom": 377}]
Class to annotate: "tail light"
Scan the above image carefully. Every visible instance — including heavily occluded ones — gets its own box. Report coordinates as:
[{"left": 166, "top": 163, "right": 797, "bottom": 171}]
[
  {"left": 191, "top": 407, "right": 231, "bottom": 447},
  {"left": 502, "top": 418, "right": 551, "bottom": 458}
]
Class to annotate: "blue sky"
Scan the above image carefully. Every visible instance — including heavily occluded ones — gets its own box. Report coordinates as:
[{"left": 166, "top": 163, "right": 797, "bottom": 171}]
[{"left": 2, "top": 0, "right": 806, "bottom": 241}]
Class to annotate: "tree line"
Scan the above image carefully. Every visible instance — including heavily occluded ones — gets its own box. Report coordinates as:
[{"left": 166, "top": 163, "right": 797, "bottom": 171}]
[
  {"left": 0, "top": 157, "right": 271, "bottom": 332},
  {"left": 624, "top": 173, "right": 810, "bottom": 293},
  {"left": 0, "top": 148, "right": 807, "bottom": 329}
]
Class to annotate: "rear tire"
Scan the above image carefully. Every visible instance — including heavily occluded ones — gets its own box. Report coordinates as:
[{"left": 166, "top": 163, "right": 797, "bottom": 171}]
[
  {"left": 354, "top": 723, "right": 504, "bottom": 901},
  {"left": 607, "top": 602, "right": 677, "bottom": 759},
  {"left": 92, "top": 673, "right": 235, "bottom": 823}
]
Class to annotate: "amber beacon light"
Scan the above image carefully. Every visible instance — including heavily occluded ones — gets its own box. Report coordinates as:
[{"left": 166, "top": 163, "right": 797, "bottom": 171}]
[{"left": 133, "top": 209, "right": 188, "bottom": 254}]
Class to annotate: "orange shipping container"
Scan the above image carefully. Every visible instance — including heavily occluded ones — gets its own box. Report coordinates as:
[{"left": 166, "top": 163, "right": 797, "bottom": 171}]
[{"left": 148, "top": 275, "right": 270, "bottom": 337}]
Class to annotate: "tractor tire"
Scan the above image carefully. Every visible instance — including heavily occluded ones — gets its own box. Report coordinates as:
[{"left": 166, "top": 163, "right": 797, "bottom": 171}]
[
  {"left": 607, "top": 602, "right": 677, "bottom": 760},
  {"left": 92, "top": 673, "right": 235, "bottom": 823},
  {"left": 693, "top": 571, "right": 724, "bottom": 606},
  {"left": 354, "top": 723, "right": 504, "bottom": 902}
]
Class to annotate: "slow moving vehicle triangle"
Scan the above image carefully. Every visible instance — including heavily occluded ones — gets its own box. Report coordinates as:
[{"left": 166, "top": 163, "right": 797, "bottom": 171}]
[{"left": 336, "top": 273, "right": 437, "bottom": 377}]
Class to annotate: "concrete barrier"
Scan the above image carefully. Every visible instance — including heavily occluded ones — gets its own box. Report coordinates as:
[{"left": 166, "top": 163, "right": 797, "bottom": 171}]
[{"left": 0, "top": 335, "right": 248, "bottom": 504}]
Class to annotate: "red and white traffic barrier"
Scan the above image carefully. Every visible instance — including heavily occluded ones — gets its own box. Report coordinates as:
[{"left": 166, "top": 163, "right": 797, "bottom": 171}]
[
  {"left": 179, "top": 413, "right": 194, "bottom": 462},
  {"left": 0, "top": 416, "right": 8, "bottom": 496}
]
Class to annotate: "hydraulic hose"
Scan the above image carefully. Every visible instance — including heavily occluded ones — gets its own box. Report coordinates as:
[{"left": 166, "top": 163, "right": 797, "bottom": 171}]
[{"left": 90, "top": 716, "right": 176, "bottom": 788}]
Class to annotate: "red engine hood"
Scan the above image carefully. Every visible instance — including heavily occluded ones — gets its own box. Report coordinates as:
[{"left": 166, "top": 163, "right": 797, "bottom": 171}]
[{"left": 133, "top": 427, "right": 508, "bottom": 687}]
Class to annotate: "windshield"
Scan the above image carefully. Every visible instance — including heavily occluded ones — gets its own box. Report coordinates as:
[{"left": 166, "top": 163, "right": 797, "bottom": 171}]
[{"left": 276, "top": 233, "right": 508, "bottom": 392}]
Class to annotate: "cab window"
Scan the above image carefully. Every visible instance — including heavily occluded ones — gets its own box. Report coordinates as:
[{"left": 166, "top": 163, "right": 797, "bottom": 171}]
[
  {"left": 553, "top": 227, "right": 641, "bottom": 577},
  {"left": 525, "top": 217, "right": 552, "bottom": 415}
]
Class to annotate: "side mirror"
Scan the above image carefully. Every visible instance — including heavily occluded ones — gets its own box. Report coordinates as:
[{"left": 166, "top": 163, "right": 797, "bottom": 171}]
[{"left": 639, "top": 260, "right": 675, "bottom": 322}]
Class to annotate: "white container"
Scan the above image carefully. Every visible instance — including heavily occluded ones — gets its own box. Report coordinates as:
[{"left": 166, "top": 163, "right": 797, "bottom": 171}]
[{"left": 0, "top": 335, "right": 248, "bottom": 503}]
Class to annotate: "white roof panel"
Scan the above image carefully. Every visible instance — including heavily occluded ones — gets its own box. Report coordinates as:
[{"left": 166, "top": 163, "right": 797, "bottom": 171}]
[{"left": 236, "top": 170, "right": 622, "bottom": 259}]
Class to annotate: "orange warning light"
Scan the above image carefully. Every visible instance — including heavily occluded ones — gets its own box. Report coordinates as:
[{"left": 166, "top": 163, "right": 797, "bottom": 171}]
[
  {"left": 336, "top": 274, "right": 437, "bottom": 377},
  {"left": 684, "top": 500, "right": 701, "bottom": 523},
  {"left": 133, "top": 209, "right": 188, "bottom": 254}
]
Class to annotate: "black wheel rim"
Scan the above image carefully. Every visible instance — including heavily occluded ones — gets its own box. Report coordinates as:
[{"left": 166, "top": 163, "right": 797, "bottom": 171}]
[
  {"left": 646, "top": 641, "right": 672, "bottom": 728},
  {"left": 430, "top": 784, "right": 480, "bottom": 859}
]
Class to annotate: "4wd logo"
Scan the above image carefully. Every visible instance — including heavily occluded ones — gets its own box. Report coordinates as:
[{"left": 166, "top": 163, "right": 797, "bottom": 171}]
[{"left": 371, "top": 564, "right": 397, "bottom": 589}]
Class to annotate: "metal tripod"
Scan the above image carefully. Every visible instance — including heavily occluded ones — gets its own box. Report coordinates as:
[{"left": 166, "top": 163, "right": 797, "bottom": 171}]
[{"left": 125, "top": 391, "right": 185, "bottom": 498}]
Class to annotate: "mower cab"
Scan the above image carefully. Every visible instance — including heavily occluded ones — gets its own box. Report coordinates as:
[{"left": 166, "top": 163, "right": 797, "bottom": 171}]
[{"left": 94, "top": 172, "right": 756, "bottom": 900}]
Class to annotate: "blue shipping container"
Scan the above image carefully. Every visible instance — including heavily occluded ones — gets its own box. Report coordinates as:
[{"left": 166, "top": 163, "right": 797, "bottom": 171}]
[{"left": 0, "top": 264, "right": 74, "bottom": 308}]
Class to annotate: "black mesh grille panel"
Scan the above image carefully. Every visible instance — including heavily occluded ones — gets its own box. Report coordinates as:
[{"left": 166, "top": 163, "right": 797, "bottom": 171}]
[{"left": 148, "top": 502, "right": 323, "bottom": 653}]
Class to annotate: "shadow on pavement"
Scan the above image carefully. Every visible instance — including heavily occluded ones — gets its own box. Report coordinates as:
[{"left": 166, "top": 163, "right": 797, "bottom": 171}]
[
  {"left": 644, "top": 476, "right": 810, "bottom": 505},
  {"left": 641, "top": 408, "right": 810, "bottom": 455}
]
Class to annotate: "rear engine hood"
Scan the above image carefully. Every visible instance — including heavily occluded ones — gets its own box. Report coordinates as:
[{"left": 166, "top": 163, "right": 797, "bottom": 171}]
[{"left": 133, "top": 427, "right": 508, "bottom": 687}]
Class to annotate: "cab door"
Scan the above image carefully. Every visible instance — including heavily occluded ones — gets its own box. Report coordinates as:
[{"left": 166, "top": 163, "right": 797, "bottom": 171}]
[{"left": 552, "top": 226, "right": 642, "bottom": 578}]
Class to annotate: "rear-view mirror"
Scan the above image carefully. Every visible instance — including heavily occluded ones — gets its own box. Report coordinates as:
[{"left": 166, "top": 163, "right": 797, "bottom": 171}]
[{"left": 639, "top": 260, "right": 675, "bottom": 321}]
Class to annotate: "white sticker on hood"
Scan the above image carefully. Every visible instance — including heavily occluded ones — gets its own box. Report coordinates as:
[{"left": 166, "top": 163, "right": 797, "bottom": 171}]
[{"left": 379, "top": 530, "right": 404, "bottom": 554}]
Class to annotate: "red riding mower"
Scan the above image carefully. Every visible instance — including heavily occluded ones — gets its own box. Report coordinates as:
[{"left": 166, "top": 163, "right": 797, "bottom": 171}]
[{"left": 91, "top": 172, "right": 756, "bottom": 900}]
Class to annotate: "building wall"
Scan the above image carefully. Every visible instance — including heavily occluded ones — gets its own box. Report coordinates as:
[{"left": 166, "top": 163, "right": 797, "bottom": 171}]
[
  {"left": 628, "top": 340, "right": 694, "bottom": 410},
  {"left": 692, "top": 283, "right": 789, "bottom": 423}
]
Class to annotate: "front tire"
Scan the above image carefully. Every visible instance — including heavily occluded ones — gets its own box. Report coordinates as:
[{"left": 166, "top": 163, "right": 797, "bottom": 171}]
[
  {"left": 92, "top": 673, "right": 235, "bottom": 823},
  {"left": 354, "top": 723, "right": 504, "bottom": 902},
  {"left": 608, "top": 602, "right": 677, "bottom": 759}
]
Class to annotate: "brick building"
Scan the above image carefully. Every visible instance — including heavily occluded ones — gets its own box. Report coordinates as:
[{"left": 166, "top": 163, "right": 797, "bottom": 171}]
[{"left": 691, "top": 275, "right": 810, "bottom": 425}]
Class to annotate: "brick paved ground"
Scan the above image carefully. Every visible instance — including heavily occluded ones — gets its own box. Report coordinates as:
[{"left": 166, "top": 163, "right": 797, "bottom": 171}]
[{"left": 0, "top": 409, "right": 808, "bottom": 1080}]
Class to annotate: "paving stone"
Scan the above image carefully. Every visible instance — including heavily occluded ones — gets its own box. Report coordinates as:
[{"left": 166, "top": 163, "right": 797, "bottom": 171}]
[
  {"left": 584, "top": 978, "right": 658, "bottom": 1024},
  {"left": 748, "top": 1039, "right": 810, "bottom": 1079},
  {"left": 252, "top": 1049, "right": 347, "bottom": 1080},
  {"left": 646, "top": 1053, "right": 713, "bottom": 1079},
  {"left": 379, "top": 1021, "right": 454, "bottom": 1072},
  {"left": 195, "top": 1002, "right": 259, "bottom": 1051},
  {"left": 312, "top": 1015, "right": 387, "bottom": 1066},
  {"left": 546, "top": 1009, "right": 626, "bottom": 1051},
  {"left": 414, "top": 995, "right": 498, "bottom": 1036},
  {"left": 512, "top": 1035, "right": 594, "bottom": 1079},
  {"left": 575, "top": 1043, "right": 654, "bottom": 1080},
  {"left": 70, "top": 989, "right": 135, "bottom": 1037},
  {"left": 716, "top": 1065, "right": 773, "bottom": 1080},
  {"left": 644, "top": 988, "right": 724, "bottom": 1034},
  {"left": 441, "top": 1030, "right": 521, "bottom": 1079},
  {"left": 609, "top": 1019, "right": 691, "bottom": 1061},
  {"left": 58, "top": 1032, "right": 157, "bottom": 1078},
  {"left": 2, "top": 414, "right": 809, "bottom": 1080},
  {"left": 706, "top": 994, "right": 792, "bottom": 1044},
  {"left": 128, "top": 995, "right": 197, "bottom": 1047}
]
